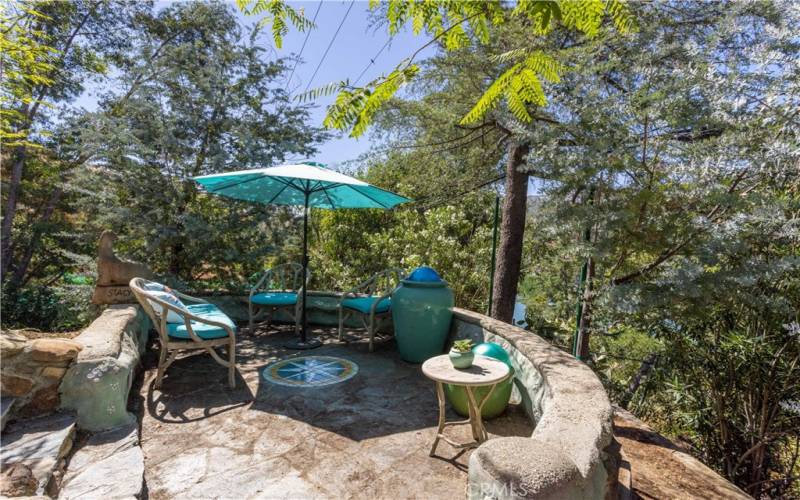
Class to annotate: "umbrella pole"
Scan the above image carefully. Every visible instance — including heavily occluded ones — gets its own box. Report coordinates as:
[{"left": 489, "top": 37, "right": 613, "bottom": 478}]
[
  {"left": 286, "top": 189, "right": 321, "bottom": 350},
  {"left": 301, "top": 193, "right": 309, "bottom": 343}
]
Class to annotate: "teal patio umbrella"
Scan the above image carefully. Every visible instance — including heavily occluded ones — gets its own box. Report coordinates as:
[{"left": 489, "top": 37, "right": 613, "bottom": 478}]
[{"left": 194, "top": 162, "right": 410, "bottom": 349}]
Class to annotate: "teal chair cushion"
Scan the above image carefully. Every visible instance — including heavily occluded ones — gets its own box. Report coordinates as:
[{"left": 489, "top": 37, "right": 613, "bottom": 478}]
[
  {"left": 341, "top": 296, "right": 391, "bottom": 314},
  {"left": 167, "top": 303, "right": 235, "bottom": 340},
  {"left": 251, "top": 292, "right": 297, "bottom": 307}
]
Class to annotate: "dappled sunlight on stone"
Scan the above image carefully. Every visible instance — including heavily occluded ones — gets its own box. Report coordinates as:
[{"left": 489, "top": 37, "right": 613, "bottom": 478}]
[{"left": 136, "top": 326, "right": 533, "bottom": 499}]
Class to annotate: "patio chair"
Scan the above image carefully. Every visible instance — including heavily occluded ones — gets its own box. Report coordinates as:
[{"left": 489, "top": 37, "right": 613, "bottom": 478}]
[
  {"left": 248, "top": 262, "right": 308, "bottom": 334},
  {"left": 338, "top": 268, "right": 405, "bottom": 352},
  {"left": 130, "top": 278, "right": 237, "bottom": 388}
]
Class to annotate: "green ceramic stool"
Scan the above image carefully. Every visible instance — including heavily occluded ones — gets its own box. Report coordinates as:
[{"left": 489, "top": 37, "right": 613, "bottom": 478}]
[{"left": 445, "top": 342, "right": 514, "bottom": 418}]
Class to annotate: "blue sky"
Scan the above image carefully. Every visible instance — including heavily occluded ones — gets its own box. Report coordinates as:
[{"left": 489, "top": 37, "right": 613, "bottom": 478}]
[{"left": 265, "top": 1, "right": 437, "bottom": 167}]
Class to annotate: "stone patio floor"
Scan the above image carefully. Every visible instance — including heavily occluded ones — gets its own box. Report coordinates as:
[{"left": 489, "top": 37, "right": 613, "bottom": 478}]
[{"left": 131, "top": 326, "right": 534, "bottom": 500}]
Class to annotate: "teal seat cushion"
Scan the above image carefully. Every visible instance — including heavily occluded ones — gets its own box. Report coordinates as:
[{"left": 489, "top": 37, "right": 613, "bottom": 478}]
[
  {"left": 341, "top": 296, "right": 391, "bottom": 314},
  {"left": 251, "top": 292, "right": 297, "bottom": 307},
  {"left": 167, "top": 303, "right": 235, "bottom": 340}
]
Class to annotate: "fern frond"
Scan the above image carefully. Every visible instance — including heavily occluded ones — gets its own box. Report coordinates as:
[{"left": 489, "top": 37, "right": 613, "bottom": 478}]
[
  {"left": 294, "top": 81, "right": 345, "bottom": 104},
  {"left": 506, "top": 85, "right": 533, "bottom": 123},
  {"left": 460, "top": 63, "right": 521, "bottom": 125},
  {"left": 513, "top": 0, "right": 560, "bottom": 35},
  {"left": 247, "top": 0, "right": 313, "bottom": 48},
  {"left": 524, "top": 51, "right": 563, "bottom": 83},
  {"left": 491, "top": 48, "right": 528, "bottom": 64},
  {"left": 606, "top": 0, "right": 636, "bottom": 33}
]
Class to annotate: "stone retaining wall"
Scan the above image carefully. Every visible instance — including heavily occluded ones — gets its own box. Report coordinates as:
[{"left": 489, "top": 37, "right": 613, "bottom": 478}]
[
  {"left": 449, "top": 308, "right": 616, "bottom": 500},
  {"left": 59, "top": 305, "right": 150, "bottom": 431},
  {"left": 0, "top": 333, "right": 83, "bottom": 419}
]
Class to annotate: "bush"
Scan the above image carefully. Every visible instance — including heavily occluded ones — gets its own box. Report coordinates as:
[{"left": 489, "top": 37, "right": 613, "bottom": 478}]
[{"left": 1, "top": 284, "right": 99, "bottom": 332}]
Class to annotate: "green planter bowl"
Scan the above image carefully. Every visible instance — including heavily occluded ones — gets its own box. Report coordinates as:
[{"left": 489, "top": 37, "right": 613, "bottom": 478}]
[
  {"left": 445, "top": 343, "right": 514, "bottom": 419},
  {"left": 448, "top": 348, "right": 474, "bottom": 369},
  {"left": 444, "top": 378, "right": 514, "bottom": 419}
]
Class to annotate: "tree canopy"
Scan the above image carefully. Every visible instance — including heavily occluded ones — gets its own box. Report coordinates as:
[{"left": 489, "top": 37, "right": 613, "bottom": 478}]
[{"left": 240, "top": 0, "right": 635, "bottom": 137}]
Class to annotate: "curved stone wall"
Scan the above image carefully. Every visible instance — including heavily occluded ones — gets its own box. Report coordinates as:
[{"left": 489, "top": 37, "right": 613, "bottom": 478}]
[
  {"left": 448, "top": 308, "right": 616, "bottom": 500},
  {"left": 60, "top": 305, "right": 150, "bottom": 431}
]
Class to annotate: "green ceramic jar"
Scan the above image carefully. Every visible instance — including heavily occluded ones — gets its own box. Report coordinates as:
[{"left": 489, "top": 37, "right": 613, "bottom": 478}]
[{"left": 391, "top": 267, "right": 454, "bottom": 363}]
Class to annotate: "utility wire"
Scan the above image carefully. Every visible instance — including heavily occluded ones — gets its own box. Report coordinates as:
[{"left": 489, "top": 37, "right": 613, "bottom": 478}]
[
  {"left": 391, "top": 173, "right": 505, "bottom": 214},
  {"left": 353, "top": 37, "right": 391, "bottom": 86},
  {"left": 416, "top": 175, "right": 505, "bottom": 212},
  {"left": 304, "top": 0, "right": 355, "bottom": 93},
  {"left": 286, "top": 1, "right": 323, "bottom": 92}
]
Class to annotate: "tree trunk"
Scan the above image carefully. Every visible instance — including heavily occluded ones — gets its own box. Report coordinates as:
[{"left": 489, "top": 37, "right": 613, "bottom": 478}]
[
  {"left": 169, "top": 241, "right": 184, "bottom": 278},
  {"left": 576, "top": 256, "right": 595, "bottom": 360},
  {"left": 620, "top": 352, "right": 658, "bottom": 409},
  {"left": 491, "top": 142, "right": 529, "bottom": 323},
  {"left": 9, "top": 186, "right": 63, "bottom": 287},
  {"left": 1, "top": 146, "right": 26, "bottom": 279}
]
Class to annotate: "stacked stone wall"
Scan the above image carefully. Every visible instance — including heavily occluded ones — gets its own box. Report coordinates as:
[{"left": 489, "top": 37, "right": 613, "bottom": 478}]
[{"left": 1, "top": 333, "right": 83, "bottom": 419}]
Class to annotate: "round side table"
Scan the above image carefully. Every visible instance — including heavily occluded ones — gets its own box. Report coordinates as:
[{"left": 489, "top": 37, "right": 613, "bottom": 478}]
[{"left": 422, "top": 354, "right": 511, "bottom": 457}]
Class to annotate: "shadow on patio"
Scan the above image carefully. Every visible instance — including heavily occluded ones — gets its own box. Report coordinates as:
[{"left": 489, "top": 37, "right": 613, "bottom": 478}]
[{"left": 134, "top": 325, "right": 533, "bottom": 499}]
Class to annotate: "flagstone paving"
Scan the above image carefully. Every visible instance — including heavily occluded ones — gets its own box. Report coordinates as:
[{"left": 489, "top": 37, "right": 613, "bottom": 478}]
[{"left": 132, "top": 327, "right": 534, "bottom": 499}]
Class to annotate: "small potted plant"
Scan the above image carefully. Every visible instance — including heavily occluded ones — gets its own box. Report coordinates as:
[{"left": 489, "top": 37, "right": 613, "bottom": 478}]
[{"left": 449, "top": 339, "right": 474, "bottom": 369}]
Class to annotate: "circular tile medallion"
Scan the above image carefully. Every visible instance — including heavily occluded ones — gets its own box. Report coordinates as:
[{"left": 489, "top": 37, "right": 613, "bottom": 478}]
[{"left": 262, "top": 356, "right": 358, "bottom": 388}]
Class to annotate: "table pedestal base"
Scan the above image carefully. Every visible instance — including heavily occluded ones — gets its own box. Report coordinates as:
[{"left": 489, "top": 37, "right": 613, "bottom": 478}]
[{"left": 429, "top": 381, "right": 499, "bottom": 457}]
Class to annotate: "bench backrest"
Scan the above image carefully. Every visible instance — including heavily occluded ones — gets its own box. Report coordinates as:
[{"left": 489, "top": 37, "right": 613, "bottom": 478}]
[{"left": 129, "top": 277, "right": 182, "bottom": 344}]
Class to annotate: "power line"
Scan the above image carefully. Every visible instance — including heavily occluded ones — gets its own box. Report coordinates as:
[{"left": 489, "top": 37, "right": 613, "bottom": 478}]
[
  {"left": 286, "top": 1, "right": 323, "bottom": 91},
  {"left": 389, "top": 173, "right": 504, "bottom": 214},
  {"left": 415, "top": 175, "right": 505, "bottom": 212},
  {"left": 353, "top": 37, "right": 391, "bottom": 86},
  {"left": 304, "top": 0, "right": 355, "bottom": 93}
]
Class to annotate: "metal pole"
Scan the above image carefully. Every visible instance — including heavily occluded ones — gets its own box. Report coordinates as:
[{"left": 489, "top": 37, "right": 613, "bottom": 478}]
[
  {"left": 488, "top": 194, "right": 500, "bottom": 316},
  {"left": 285, "top": 184, "right": 320, "bottom": 350},
  {"left": 300, "top": 190, "right": 309, "bottom": 343}
]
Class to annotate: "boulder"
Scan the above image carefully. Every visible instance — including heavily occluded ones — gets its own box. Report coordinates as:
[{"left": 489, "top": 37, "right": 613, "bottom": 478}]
[
  {"left": 1, "top": 372, "right": 34, "bottom": 397},
  {"left": 59, "top": 424, "right": 144, "bottom": 500},
  {"left": 0, "top": 413, "right": 76, "bottom": 496},
  {"left": 39, "top": 366, "right": 67, "bottom": 381},
  {"left": 1, "top": 397, "right": 15, "bottom": 432},
  {"left": 0, "top": 463, "right": 38, "bottom": 497},
  {"left": 19, "top": 385, "right": 60, "bottom": 417},
  {"left": 0, "top": 331, "right": 28, "bottom": 358},
  {"left": 29, "top": 340, "right": 83, "bottom": 364}
]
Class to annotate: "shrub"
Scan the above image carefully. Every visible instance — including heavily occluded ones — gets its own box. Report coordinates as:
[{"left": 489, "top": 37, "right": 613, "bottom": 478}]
[{"left": 1, "top": 284, "right": 99, "bottom": 332}]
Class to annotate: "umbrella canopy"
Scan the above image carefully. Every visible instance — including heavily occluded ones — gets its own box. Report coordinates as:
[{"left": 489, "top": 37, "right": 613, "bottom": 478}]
[
  {"left": 194, "top": 162, "right": 410, "bottom": 349},
  {"left": 193, "top": 163, "right": 409, "bottom": 209}
]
